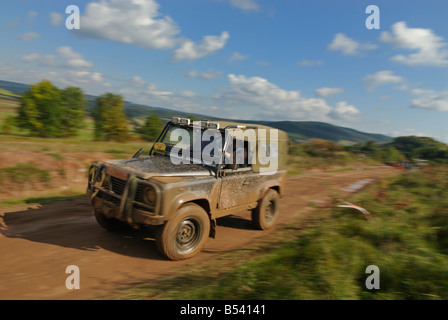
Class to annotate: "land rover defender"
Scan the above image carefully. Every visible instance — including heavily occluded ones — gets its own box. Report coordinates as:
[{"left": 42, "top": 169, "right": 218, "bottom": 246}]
[{"left": 87, "top": 117, "right": 289, "bottom": 260}]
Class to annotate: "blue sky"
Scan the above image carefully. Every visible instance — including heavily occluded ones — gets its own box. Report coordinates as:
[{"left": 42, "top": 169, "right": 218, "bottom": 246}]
[{"left": 1, "top": 0, "right": 447, "bottom": 141}]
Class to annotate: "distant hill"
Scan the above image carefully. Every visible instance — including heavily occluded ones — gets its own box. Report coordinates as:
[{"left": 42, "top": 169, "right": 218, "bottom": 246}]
[
  {"left": 0, "top": 79, "right": 391, "bottom": 143},
  {"left": 383, "top": 135, "right": 448, "bottom": 163},
  {"left": 0, "top": 80, "right": 30, "bottom": 94},
  {"left": 240, "top": 120, "right": 391, "bottom": 143}
]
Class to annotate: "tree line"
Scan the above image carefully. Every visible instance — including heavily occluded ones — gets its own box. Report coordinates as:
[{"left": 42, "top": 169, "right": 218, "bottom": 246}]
[
  {"left": 289, "top": 136, "right": 448, "bottom": 165},
  {"left": 7, "top": 80, "right": 164, "bottom": 142}
]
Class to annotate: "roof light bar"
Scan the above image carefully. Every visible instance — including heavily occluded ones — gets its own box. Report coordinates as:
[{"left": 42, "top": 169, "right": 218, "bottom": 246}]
[
  {"left": 171, "top": 117, "right": 219, "bottom": 129},
  {"left": 207, "top": 122, "right": 220, "bottom": 130},
  {"left": 179, "top": 118, "right": 191, "bottom": 125}
]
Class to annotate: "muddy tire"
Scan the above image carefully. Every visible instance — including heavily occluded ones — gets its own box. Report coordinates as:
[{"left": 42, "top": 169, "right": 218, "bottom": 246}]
[
  {"left": 252, "top": 189, "right": 280, "bottom": 230},
  {"left": 156, "top": 203, "right": 210, "bottom": 261},
  {"left": 94, "top": 209, "right": 127, "bottom": 232}
]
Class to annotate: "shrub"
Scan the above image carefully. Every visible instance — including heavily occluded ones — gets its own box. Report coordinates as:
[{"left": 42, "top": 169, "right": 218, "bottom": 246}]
[{"left": 0, "top": 164, "right": 51, "bottom": 185}]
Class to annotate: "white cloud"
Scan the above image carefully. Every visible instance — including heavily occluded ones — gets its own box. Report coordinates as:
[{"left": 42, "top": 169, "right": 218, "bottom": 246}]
[
  {"left": 185, "top": 69, "right": 222, "bottom": 79},
  {"left": 131, "top": 76, "right": 147, "bottom": 88},
  {"left": 21, "top": 53, "right": 52, "bottom": 65},
  {"left": 315, "top": 87, "right": 343, "bottom": 98},
  {"left": 228, "top": 0, "right": 259, "bottom": 11},
  {"left": 1, "top": 18, "right": 19, "bottom": 30},
  {"left": 229, "top": 52, "right": 248, "bottom": 63},
  {"left": 180, "top": 91, "right": 196, "bottom": 97},
  {"left": 79, "top": 0, "right": 229, "bottom": 61},
  {"left": 363, "top": 70, "right": 404, "bottom": 92},
  {"left": 21, "top": 46, "right": 93, "bottom": 69},
  {"left": 50, "top": 12, "right": 63, "bottom": 26},
  {"left": 256, "top": 60, "right": 269, "bottom": 66},
  {"left": 297, "top": 59, "right": 323, "bottom": 67},
  {"left": 80, "top": 0, "right": 181, "bottom": 50},
  {"left": 219, "top": 74, "right": 363, "bottom": 122},
  {"left": 173, "top": 31, "right": 230, "bottom": 61},
  {"left": 17, "top": 32, "right": 39, "bottom": 41},
  {"left": 380, "top": 21, "right": 448, "bottom": 67},
  {"left": 28, "top": 11, "right": 38, "bottom": 22},
  {"left": 57, "top": 46, "right": 82, "bottom": 59},
  {"left": 142, "top": 83, "right": 172, "bottom": 97},
  {"left": 410, "top": 89, "right": 448, "bottom": 111},
  {"left": 328, "top": 33, "right": 377, "bottom": 56},
  {"left": 223, "top": 74, "right": 333, "bottom": 121},
  {"left": 68, "top": 71, "right": 104, "bottom": 83},
  {"left": 329, "top": 101, "right": 360, "bottom": 121},
  {"left": 128, "top": 76, "right": 174, "bottom": 97},
  {"left": 0, "top": 62, "right": 108, "bottom": 96}
]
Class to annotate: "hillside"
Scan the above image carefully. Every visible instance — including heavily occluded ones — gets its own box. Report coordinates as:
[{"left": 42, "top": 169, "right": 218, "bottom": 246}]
[
  {"left": 385, "top": 135, "right": 448, "bottom": 162},
  {"left": 241, "top": 120, "right": 391, "bottom": 143},
  {"left": 0, "top": 79, "right": 391, "bottom": 143}
]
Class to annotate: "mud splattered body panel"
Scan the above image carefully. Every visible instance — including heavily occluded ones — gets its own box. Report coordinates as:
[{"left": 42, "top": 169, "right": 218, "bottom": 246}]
[{"left": 87, "top": 155, "right": 285, "bottom": 226}]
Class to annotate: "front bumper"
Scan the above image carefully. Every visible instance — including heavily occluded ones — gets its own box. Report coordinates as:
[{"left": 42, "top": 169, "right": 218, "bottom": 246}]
[
  {"left": 87, "top": 163, "right": 164, "bottom": 226},
  {"left": 90, "top": 196, "right": 164, "bottom": 225}
]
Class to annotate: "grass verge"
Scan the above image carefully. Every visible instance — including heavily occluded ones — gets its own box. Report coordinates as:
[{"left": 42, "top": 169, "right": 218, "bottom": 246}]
[
  {"left": 110, "top": 166, "right": 448, "bottom": 300},
  {"left": 0, "top": 190, "right": 86, "bottom": 207},
  {"left": 0, "top": 164, "right": 51, "bottom": 185}
]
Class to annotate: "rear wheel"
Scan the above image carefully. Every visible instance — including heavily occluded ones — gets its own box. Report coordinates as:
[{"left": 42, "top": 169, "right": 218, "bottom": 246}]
[
  {"left": 252, "top": 189, "right": 280, "bottom": 230},
  {"left": 156, "top": 203, "right": 210, "bottom": 260}
]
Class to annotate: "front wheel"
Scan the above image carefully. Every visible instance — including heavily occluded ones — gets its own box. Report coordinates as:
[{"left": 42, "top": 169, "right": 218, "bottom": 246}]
[
  {"left": 156, "top": 203, "right": 210, "bottom": 260},
  {"left": 252, "top": 189, "right": 280, "bottom": 230}
]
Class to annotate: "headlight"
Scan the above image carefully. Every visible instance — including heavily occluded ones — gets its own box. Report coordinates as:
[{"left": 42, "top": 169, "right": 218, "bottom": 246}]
[{"left": 143, "top": 187, "right": 157, "bottom": 205}]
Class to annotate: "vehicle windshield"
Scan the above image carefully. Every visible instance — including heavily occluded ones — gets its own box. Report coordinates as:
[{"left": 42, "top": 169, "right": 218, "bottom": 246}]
[{"left": 158, "top": 123, "right": 225, "bottom": 168}]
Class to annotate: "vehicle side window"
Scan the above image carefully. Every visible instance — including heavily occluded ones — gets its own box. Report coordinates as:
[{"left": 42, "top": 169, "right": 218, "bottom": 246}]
[{"left": 225, "top": 139, "right": 251, "bottom": 170}]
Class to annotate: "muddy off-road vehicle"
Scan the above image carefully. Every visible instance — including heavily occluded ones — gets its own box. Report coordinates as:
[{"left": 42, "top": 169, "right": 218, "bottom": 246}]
[{"left": 87, "top": 117, "right": 289, "bottom": 260}]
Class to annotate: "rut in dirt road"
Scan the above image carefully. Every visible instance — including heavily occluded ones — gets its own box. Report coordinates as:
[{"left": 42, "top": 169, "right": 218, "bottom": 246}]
[{"left": 0, "top": 166, "right": 401, "bottom": 299}]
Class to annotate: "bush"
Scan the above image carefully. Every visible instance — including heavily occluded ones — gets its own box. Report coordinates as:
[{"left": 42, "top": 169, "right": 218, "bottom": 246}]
[{"left": 0, "top": 164, "right": 51, "bottom": 185}]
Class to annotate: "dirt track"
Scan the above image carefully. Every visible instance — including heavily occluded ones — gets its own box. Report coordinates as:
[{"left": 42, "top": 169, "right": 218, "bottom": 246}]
[{"left": 0, "top": 166, "right": 401, "bottom": 300}]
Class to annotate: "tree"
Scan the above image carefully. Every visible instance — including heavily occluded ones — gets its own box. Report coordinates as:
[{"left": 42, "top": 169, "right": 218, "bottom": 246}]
[
  {"left": 17, "top": 80, "right": 86, "bottom": 138},
  {"left": 141, "top": 114, "right": 163, "bottom": 141},
  {"left": 17, "top": 80, "right": 63, "bottom": 137},
  {"left": 360, "top": 140, "right": 378, "bottom": 157},
  {"left": 416, "top": 147, "right": 448, "bottom": 163},
  {"left": 391, "top": 136, "right": 448, "bottom": 160},
  {"left": 1, "top": 115, "right": 16, "bottom": 135},
  {"left": 93, "top": 93, "right": 129, "bottom": 142},
  {"left": 378, "top": 146, "right": 403, "bottom": 162},
  {"left": 60, "top": 86, "right": 86, "bottom": 137}
]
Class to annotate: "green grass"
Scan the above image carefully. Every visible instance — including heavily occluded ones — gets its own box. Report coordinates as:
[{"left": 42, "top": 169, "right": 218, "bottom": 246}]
[
  {"left": 0, "top": 164, "right": 51, "bottom": 185},
  {"left": 0, "top": 190, "right": 86, "bottom": 207},
  {"left": 0, "top": 89, "right": 20, "bottom": 100},
  {"left": 112, "top": 166, "right": 448, "bottom": 300},
  {"left": 0, "top": 133, "right": 150, "bottom": 155}
]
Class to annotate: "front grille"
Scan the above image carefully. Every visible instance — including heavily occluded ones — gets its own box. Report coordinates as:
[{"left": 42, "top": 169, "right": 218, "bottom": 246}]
[
  {"left": 135, "top": 184, "right": 145, "bottom": 203},
  {"left": 110, "top": 176, "right": 126, "bottom": 196},
  {"left": 99, "top": 191, "right": 121, "bottom": 205},
  {"left": 110, "top": 175, "right": 146, "bottom": 203}
]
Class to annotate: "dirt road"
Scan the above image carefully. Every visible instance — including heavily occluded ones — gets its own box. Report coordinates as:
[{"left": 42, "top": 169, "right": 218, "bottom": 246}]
[{"left": 0, "top": 166, "right": 400, "bottom": 300}]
